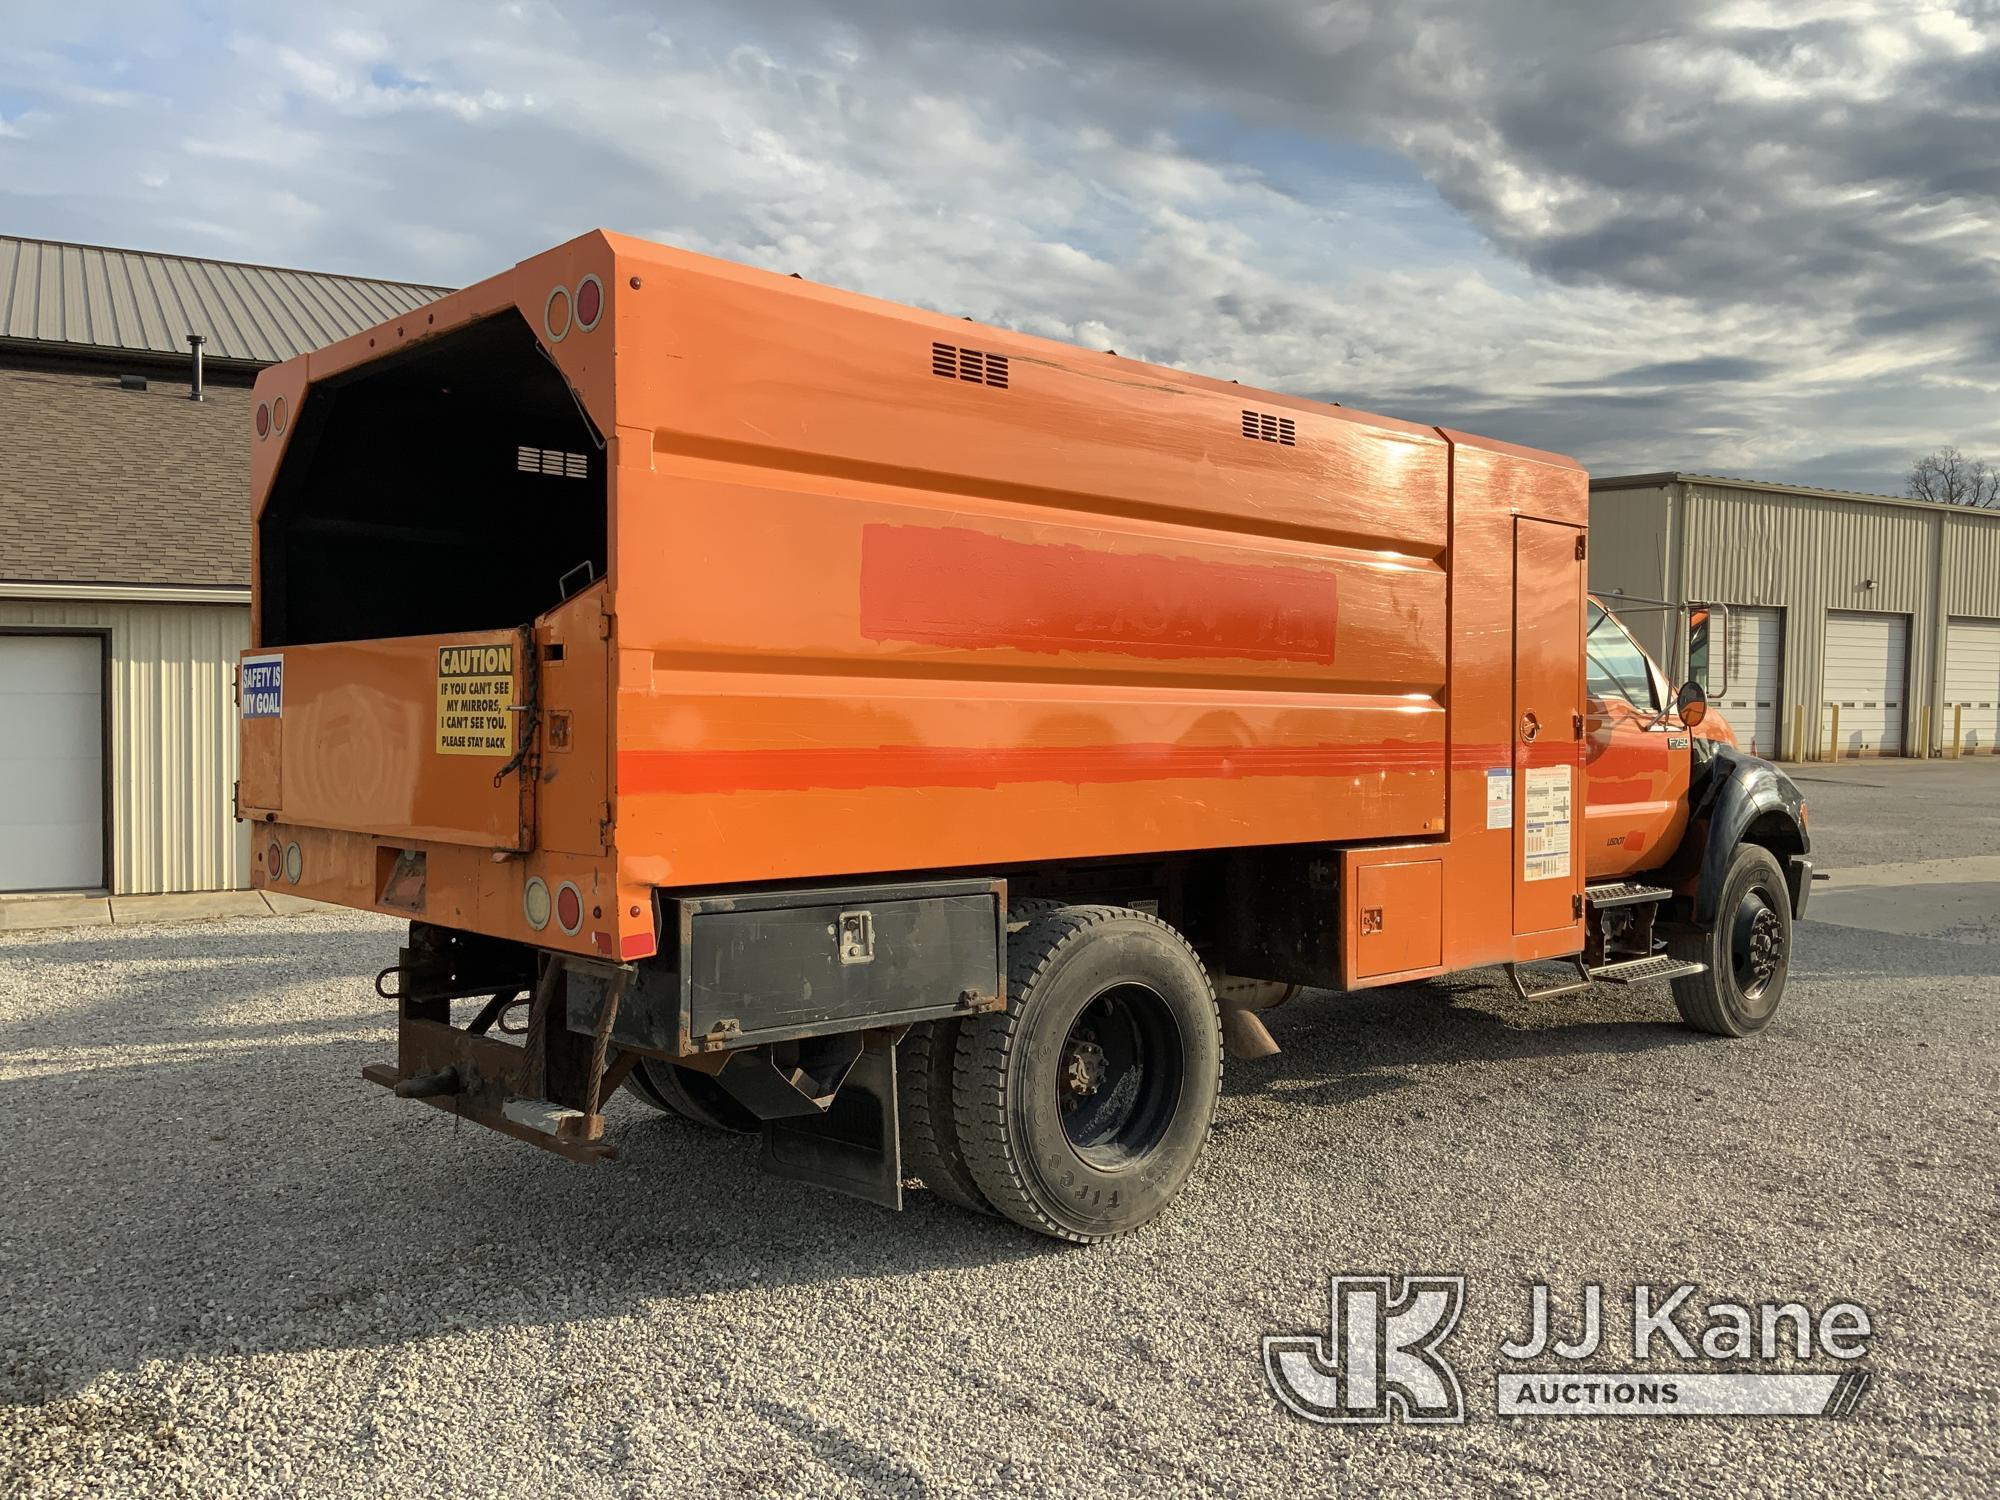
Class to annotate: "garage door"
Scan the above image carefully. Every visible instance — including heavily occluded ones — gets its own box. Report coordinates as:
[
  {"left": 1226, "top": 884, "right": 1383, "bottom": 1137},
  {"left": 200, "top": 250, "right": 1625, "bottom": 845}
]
[
  {"left": 0, "top": 635, "right": 105, "bottom": 891},
  {"left": 1719, "top": 606, "right": 1783, "bottom": 756},
  {"left": 1823, "top": 611, "right": 1907, "bottom": 757},
  {"left": 1944, "top": 617, "right": 2000, "bottom": 754}
]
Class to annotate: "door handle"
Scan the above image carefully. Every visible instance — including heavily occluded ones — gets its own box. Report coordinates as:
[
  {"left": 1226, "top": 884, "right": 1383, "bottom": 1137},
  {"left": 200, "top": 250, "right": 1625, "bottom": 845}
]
[{"left": 1520, "top": 712, "right": 1541, "bottom": 744}]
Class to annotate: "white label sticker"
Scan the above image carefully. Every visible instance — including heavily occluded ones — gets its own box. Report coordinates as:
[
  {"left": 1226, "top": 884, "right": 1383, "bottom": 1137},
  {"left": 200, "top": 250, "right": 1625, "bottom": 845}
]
[
  {"left": 1485, "top": 767, "right": 1513, "bottom": 830},
  {"left": 1523, "top": 765, "right": 1572, "bottom": 882}
]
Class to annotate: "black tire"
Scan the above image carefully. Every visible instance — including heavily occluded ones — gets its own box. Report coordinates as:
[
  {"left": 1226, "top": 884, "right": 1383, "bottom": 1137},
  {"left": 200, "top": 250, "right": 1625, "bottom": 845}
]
[
  {"left": 1668, "top": 843, "right": 1793, "bottom": 1037},
  {"left": 625, "top": 1057, "right": 759, "bottom": 1134},
  {"left": 952, "top": 905, "right": 1222, "bottom": 1242},
  {"left": 1006, "top": 895, "right": 1066, "bottom": 927},
  {"left": 895, "top": 893, "right": 1070, "bottom": 1216},
  {"left": 896, "top": 1019, "right": 993, "bottom": 1215}
]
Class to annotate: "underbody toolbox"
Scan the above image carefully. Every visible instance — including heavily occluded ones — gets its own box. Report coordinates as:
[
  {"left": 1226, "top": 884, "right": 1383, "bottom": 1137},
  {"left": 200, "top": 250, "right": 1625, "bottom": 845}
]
[{"left": 566, "top": 878, "right": 1007, "bottom": 1056}]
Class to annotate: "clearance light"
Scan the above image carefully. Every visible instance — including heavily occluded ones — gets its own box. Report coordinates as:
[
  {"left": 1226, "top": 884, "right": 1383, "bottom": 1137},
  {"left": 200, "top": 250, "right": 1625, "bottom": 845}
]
[
  {"left": 283, "top": 842, "right": 304, "bottom": 885},
  {"left": 555, "top": 881, "right": 584, "bottom": 935},
  {"left": 523, "top": 877, "right": 552, "bottom": 931}
]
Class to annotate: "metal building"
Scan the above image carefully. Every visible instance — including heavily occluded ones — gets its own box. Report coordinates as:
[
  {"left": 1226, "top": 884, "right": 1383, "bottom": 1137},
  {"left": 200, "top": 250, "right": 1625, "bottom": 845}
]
[
  {"left": 1590, "top": 472, "right": 2000, "bottom": 761},
  {"left": 0, "top": 234, "right": 446, "bottom": 895}
]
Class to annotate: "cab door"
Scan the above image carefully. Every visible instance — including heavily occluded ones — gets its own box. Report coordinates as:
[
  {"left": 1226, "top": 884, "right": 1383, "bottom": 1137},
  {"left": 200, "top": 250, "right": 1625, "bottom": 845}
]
[{"left": 1582, "top": 602, "right": 1690, "bottom": 876}]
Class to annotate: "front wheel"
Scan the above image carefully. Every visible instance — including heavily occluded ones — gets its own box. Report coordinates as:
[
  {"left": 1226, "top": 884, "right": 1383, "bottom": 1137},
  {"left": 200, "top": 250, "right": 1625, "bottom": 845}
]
[{"left": 1667, "top": 843, "right": 1793, "bottom": 1037}]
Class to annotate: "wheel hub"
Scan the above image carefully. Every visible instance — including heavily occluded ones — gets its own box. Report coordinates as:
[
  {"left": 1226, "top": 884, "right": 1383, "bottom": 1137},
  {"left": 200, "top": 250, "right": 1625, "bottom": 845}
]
[
  {"left": 1746, "top": 907, "right": 1783, "bottom": 983},
  {"left": 1062, "top": 1034, "right": 1107, "bottom": 1100},
  {"left": 1731, "top": 889, "right": 1786, "bottom": 1003}
]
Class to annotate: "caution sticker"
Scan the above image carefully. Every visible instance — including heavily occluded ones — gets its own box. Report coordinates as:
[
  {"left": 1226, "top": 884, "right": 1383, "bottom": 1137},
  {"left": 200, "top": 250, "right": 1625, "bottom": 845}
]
[
  {"left": 435, "top": 642, "right": 515, "bottom": 756},
  {"left": 1523, "top": 765, "right": 1573, "bottom": 881}
]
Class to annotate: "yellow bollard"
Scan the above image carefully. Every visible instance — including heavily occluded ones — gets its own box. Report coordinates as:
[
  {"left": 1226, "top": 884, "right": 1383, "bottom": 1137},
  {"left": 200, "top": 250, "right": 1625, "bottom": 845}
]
[
  {"left": 1792, "top": 704, "right": 1804, "bottom": 764},
  {"left": 1919, "top": 705, "right": 1931, "bottom": 759},
  {"left": 1954, "top": 703, "right": 1964, "bottom": 759},
  {"left": 1828, "top": 703, "right": 1841, "bottom": 762}
]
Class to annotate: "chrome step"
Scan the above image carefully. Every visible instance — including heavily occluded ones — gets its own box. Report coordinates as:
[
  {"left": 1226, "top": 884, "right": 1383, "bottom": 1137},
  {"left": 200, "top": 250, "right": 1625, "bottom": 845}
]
[
  {"left": 1505, "top": 957, "right": 1592, "bottom": 1000},
  {"left": 1586, "top": 882, "right": 1674, "bottom": 908},
  {"left": 1589, "top": 954, "right": 1707, "bottom": 985}
]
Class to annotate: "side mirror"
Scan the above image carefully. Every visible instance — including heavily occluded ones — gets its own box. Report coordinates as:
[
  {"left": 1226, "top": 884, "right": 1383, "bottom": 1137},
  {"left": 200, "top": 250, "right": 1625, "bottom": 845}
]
[{"left": 1677, "top": 680, "right": 1708, "bottom": 727}]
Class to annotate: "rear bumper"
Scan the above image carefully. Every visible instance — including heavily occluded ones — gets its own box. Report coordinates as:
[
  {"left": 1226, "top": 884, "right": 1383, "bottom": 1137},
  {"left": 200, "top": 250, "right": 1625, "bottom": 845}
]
[{"left": 249, "top": 821, "right": 653, "bottom": 960}]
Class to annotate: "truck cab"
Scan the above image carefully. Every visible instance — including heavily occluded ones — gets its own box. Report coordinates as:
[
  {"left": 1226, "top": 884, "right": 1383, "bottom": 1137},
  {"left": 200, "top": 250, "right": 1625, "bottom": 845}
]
[
  {"left": 1570, "top": 595, "right": 1811, "bottom": 1038},
  {"left": 1583, "top": 595, "right": 1737, "bottom": 878}
]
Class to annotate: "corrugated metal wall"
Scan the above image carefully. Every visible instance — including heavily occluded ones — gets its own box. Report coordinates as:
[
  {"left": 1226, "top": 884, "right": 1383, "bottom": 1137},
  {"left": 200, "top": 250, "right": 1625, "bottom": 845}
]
[
  {"left": 1584, "top": 485, "right": 1676, "bottom": 665},
  {"left": 1590, "top": 479, "right": 2000, "bottom": 759},
  {"left": 1941, "top": 511, "right": 2000, "bottom": 618},
  {"left": 0, "top": 597, "right": 248, "bottom": 892}
]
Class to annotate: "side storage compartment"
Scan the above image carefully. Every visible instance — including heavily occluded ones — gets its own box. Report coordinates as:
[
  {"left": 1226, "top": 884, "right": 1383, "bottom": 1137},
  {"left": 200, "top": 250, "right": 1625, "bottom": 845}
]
[{"left": 1339, "top": 847, "right": 1447, "bottom": 989}]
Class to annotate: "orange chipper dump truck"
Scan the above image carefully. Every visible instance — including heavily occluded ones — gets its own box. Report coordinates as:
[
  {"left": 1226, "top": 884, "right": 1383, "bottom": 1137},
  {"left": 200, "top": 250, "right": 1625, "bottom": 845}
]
[{"left": 240, "top": 231, "right": 1812, "bottom": 1241}]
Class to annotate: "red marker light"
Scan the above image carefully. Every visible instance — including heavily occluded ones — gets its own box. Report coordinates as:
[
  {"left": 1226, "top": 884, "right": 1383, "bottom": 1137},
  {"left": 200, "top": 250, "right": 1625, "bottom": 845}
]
[
  {"left": 555, "top": 881, "right": 583, "bottom": 935},
  {"left": 574, "top": 274, "right": 603, "bottom": 331}
]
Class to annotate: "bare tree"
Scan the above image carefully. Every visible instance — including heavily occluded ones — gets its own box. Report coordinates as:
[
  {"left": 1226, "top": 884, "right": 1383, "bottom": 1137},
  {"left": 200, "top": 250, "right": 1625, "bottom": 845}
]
[{"left": 1905, "top": 446, "right": 2000, "bottom": 508}]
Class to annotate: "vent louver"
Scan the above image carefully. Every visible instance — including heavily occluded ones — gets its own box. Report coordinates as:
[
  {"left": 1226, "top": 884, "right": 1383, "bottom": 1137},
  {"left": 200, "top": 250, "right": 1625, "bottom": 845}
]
[
  {"left": 517, "top": 445, "right": 590, "bottom": 478},
  {"left": 931, "top": 341, "right": 1009, "bottom": 388},
  {"left": 1240, "top": 409, "right": 1297, "bottom": 446}
]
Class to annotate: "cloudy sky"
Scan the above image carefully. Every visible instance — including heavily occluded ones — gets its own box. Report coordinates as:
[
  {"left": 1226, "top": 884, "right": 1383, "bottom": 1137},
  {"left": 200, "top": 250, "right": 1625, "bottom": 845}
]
[{"left": 4, "top": 1, "right": 1995, "bottom": 493}]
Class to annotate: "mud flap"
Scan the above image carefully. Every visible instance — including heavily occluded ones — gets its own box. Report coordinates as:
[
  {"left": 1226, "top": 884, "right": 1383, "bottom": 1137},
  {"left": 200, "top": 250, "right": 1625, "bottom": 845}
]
[{"left": 758, "top": 1031, "right": 903, "bottom": 1210}]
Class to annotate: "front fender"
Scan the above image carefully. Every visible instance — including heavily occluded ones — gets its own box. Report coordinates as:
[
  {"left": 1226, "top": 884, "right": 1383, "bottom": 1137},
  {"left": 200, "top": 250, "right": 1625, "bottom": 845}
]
[{"left": 1688, "top": 746, "right": 1812, "bottom": 925}]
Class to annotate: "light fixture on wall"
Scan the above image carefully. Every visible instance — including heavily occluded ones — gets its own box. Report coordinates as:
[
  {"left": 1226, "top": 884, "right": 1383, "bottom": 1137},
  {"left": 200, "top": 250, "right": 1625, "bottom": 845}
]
[{"left": 1861, "top": 578, "right": 1876, "bottom": 590}]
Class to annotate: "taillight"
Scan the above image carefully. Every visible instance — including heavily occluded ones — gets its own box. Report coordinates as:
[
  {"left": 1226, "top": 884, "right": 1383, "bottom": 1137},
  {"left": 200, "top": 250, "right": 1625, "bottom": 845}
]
[
  {"left": 555, "top": 882, "right": 583, "bottom": 935},
  {"left": 265, "top": 839, "right": 281, "bottom": 878},
  {"left": 273, "top": 396, "right": 288, "bottom": 433},
  {"left": 283, "top": 842, "right": 303, "bottom": 885},
  {"left": 255, "top": 404, "right": 270, "bottom": 439},
  {"left": 574, "top": 274, "right": 603, "bottom": 331},
  {"left": 543, "top": 285, "right": 573, "bottom": 343}
]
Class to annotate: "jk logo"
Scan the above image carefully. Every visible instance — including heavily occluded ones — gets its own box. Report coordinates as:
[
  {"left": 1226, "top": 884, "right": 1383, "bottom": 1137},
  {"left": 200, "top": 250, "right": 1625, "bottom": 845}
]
[{"left": 1264, "top": 1275, "right": 1467, "bottom": 1425}]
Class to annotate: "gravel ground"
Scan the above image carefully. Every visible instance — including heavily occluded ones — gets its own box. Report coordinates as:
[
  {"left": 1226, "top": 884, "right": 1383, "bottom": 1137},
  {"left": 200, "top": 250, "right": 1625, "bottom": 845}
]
[{"left": 2, "top": 764, "right": 1996, "bottom": 1498}]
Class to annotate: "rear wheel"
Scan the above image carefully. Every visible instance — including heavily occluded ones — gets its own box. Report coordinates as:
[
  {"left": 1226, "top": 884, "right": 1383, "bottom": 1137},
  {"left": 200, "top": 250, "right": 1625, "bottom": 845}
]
[
  {"left": 1668, "top": 843, "right": 1792, "bottom": 1037},
  {"left": 952, "top": 905, "right": 1222, "bottom": 1242},
  {"left": 625, "top": 1057, "right": 759, "bottom": 1134},
  {"left": 897, "top": 1018, "right": 992, "bottom": 1214},
  {"left": 895, "top": 894, "right": 1073, "bottom": 1215}
]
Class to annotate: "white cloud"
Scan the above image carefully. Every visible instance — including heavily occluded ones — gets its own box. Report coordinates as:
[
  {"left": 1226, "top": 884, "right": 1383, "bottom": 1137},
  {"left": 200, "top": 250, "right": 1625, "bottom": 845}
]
[{"left": 0, "top": 0, "right": 1993, "bottom": 493}]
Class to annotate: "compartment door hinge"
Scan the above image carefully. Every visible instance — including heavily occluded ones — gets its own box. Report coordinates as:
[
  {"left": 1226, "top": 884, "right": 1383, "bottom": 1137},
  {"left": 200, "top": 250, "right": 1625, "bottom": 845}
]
[
  {"left": 598, "top": 800, "right": 613, "bottom": 851},
  {"left": 1575, "top": 534, "right": 1587, "bottom": 560}
]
